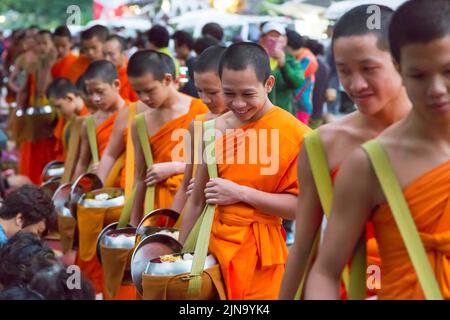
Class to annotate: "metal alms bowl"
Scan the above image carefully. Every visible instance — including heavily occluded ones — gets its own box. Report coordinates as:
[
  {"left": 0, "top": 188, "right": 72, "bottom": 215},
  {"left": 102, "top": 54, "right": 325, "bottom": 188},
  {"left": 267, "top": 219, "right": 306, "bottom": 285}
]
[
  {"left": 131, "top": 234, "right": 183, "bottom": 296},
  {"left": 69, "top": 173, "right": 103, "bottom": 218},
  {"left": 96, "top": 222, "right": 136, "bottom": 264},
  {"left": 42, "top": 160, "right": 65, "bottom": 181},
  {"left": 135, "top": 208, "right": 180, "bottom": 243},
  {"left": 145, "top": 252, "right": 219, "bottom": 277},
  {"left": 53, "top": 183, "right": 73, "bottom": 218},
  {"left": 79, "top": 188, "right": 125, "bottom": 208}
]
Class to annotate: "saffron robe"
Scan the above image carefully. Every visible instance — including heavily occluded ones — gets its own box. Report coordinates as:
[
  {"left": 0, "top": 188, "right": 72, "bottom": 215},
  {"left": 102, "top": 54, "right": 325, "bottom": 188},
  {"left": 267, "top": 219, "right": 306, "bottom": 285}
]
[{"left": 209, "top": 107, "right": 311, "bottom": 299}]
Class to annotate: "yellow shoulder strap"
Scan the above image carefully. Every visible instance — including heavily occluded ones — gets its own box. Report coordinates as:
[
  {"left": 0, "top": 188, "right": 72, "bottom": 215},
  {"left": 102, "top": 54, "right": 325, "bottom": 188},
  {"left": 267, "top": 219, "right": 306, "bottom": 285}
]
[
  {"left": 125, "top": 103, "right": 137, "bottom": 199},
  {"left": 135, "top": 113, "right": 155, "bottom": 214},
  {"left": 85, "top": 115, "right": 99, "bottom": 163},
  {"left": 362, "top": 140, "right": 443, "bottom": 300},
  {"left": 61, "top": 117, "right": 84, "bottom": 184}
]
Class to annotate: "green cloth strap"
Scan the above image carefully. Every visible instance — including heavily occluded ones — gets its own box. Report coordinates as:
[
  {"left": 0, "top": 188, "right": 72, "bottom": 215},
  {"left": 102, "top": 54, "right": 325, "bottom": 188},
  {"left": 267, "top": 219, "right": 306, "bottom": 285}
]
[
  {"left": 135, "top": 114, "right": 155, "bottom": 215},
  {"left": 362, "top": 140, "right": 443, "bottom": 300},
  {"left": 117, "top": 186, "right": 138, "bottom": 228},
  {"left": 187, "top": 119, "right": 218, "bottom": 296},
  {"left": 85, "top": 115, "right": 99, "bottom": 163},
  {"left": 182, "top": 205, "right": 207, "bottom": 253},
  {"left": 303, "top": 130, "right": 367, "bottom": 300}
]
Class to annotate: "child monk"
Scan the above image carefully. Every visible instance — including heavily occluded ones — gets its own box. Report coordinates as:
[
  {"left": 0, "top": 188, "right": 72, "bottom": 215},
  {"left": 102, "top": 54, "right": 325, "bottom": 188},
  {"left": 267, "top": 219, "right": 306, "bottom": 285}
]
[
  {"left": 51, "top": 26, "right": 76, "bottom": 79},
  {"left": 127, "top": 50, "right": 208, "bottom": 226},
  {"left": 305, "top": 0, "right": 450, "bottom": 300},
  {"left": 280, "top": 5, "right": 412, "bottom": 299},
  {"left": 179, "top": 42, "right": 311, "bottom": 299},
  {"left": 170, "top": 45, "right": 229, "bottom": 215},
  {"left": 103, "top": 35, "right": 138, "bottom": 102},
  {"left": 46, "top": 77, "right": 89, "bottom": 161},
  {"left": 67, "top": 25, "right": 108, "bottom": 84},
  {"left": 72, "top": 60, "right": 126, "bottom": 181}
]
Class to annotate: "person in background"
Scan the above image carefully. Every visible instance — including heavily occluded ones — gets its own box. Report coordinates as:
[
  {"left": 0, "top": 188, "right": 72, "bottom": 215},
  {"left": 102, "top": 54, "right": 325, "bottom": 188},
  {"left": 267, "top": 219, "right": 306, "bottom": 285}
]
[
  {"left": 193, "top": 35, "right": 219, "bottom": 56},
  {"left": 147, "top": 25, "right": 179, "bottom": 76},
  {"left": 306, "top": 39, "right": 330, "bottom": 128},
  {"left": 172, "top": 30, "right": 198, "bottom": 97},
  {"left": 286, "top": 30, "right": 318, "bottom": 125},
  {"left": 0, "top": 185, "right": 55, "bottom": 245},
  {"left": 201, "top": 22, "right": 225, "bottom": 44}
]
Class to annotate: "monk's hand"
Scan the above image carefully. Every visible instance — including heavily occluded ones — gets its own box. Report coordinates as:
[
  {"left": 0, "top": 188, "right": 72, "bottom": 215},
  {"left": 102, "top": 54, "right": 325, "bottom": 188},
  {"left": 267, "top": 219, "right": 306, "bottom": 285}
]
[
  {"left": 90, "top": 162, "right": 100, "bottom": 174},
  {"left": 145, "top": 163, "right": 178, "bottom": 186},
  {"left": 186, "top": 178, "right": 195, "bottom": 196},
  {"left": 204, "top": 178, "right": 242, "bottom": 205}
]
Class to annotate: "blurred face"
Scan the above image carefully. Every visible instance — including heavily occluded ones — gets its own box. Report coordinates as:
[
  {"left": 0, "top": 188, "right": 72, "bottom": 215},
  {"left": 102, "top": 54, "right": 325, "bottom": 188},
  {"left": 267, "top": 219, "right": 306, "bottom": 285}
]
[
  {"left": 260, "top": 31, "right": 287, "bottom": 56},
  {"left": 194, "top": 71, "right": 227, "bottom": 115},
  {"left": 53, "top": 36, "right": 72, "bottom": 59},
  {"left": 128, "top": 72, "right": 171, "bottom": 109},
  {"left": 334, "top": 34, "right": 404, "bottom": 115},
  {"left": 221, "top": 66, "right": 274, "bottom": 122},
  {"left": 84, "top": 78, "right": 120, "bottom": 111},
  {"left": 400, "top": 35, "right": 450, "bottom": 122},
  {"left": 37, "top": 34, "right": 53, "bottom": 55},
  {"left": 174, "top": 42, "right": 190, "bottom": 61},
  {"left": 82, "top": 37, "right": 104, "bottom": 62},
  {"left": 49, "top": 94, "right": 77, "bottom": 120},
  {"left": 104, "top": 39, "right": 125, "bottom": 68},
  {"left": 22, "top": 220, "right": 46, "bottom": 237}
]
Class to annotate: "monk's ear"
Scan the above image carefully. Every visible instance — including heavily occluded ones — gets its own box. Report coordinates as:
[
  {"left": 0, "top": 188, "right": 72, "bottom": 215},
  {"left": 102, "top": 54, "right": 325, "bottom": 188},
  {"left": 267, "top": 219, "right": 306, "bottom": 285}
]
[
  {"left": 162, "top": 73, "right": 173, "bottom": 86},
  {"left": 15, "top": 213, "right": 24, "bottom": 229},
  {"left": 264, "top": 75, "right": 275, "bottom": 93},
  {"left": 112, "top": 79, "right": 121, "bottom": 91}
]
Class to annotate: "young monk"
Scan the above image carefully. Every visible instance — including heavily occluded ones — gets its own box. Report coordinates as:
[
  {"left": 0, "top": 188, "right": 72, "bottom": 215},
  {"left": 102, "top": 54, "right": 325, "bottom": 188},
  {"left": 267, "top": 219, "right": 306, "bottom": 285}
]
[
  {"left": 46, "top": 77, "right": 89, "bottom": 161},
  {"left": 127, "top": 50, "right": 208, "bottom": 226},
  {"left": 67, "top": 25, "right": 108, "bottom": 84},
  {"left": 179, "top": 42, "right": 311, "bottom": 299},
  {"left": 279, "top": 5, "right": 412, "bottom": 299},
  {"left": 18, "top": 30, "right": 58, "bottom": 184},
  {"left": 72, "top": 60, "right": 126, "bottom": 181},
  {"left": 51, "top": 26, "right": 77, "bottom": 80},
  {"left": 170, "top": 45, "right": 228, "bottom": 215},
  {"left": 305, "top": 0, "right": 450, "bottom": 300},
  {"left": 103, "top": 35, "right": 138, "bottom": 102}
]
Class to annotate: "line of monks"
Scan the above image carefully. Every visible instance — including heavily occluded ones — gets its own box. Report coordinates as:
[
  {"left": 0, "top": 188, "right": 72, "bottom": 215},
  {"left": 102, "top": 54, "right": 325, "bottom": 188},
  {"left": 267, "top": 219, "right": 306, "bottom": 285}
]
[{"left": 6, "top": 0, "right": 450, "bottom": 300}]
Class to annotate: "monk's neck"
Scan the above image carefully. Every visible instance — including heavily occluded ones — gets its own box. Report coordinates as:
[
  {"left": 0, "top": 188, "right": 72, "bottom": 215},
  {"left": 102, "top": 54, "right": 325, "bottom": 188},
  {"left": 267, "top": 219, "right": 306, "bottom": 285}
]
[
  {"left": 246, "top": 98, "right": 274, "bottom": 124},
  {"left": 160, "top": 87, "right": 183, "bottom": 110},
  {"left": 360, "top": 88, "right": 412, "bottom": 132},
  {"left": 74, "top": 100, "right": 85, "bottom": 115},
  {"left": 408, "top": 109, "right": 450, "bottom": 142},
  {"left": 107, "top": 96, "right": 125, "bottom": 114}
]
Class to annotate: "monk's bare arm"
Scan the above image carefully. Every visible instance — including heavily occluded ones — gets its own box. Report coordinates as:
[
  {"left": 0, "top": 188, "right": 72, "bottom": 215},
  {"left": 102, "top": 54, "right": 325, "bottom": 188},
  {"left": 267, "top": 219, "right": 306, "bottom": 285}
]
[
  {"left": 72, "top": 122, "right": 92, "bottom": 182},
  {"left": 304, "top": 149, "right": 376, "bottom": 299},
  {"left": 279, "top": 147, "right": 324, "bottom": 299},
  {"left": 97, "top": 109, "right": 127, "bottom": 183},
  {"left": 234, "top": 186, "right": 297, "bottom": 219},
  {"left": 130, "top": 120, "right": 146, "bottom": 226},
  {"left": 170, "top": 122, "right": 196, "bottom": 213},
  {"left": 178, "top": 161, "right": 209, "bottom": 244}
]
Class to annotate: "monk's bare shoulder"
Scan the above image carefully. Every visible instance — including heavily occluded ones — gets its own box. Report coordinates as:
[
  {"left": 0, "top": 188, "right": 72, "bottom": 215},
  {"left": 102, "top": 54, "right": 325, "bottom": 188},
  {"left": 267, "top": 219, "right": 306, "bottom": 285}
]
[
  {"left": 319, "top": 112, "right": 373, "bottom": 169},
  {"left": 336, "top": 145, "right": 385, "bottom": 210}
]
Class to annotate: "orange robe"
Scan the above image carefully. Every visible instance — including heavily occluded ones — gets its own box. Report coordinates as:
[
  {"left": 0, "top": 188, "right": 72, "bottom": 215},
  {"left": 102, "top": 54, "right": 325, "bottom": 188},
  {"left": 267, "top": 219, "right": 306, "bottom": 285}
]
[
  {"left": 372, "top": 160, "right": 450, "bottom": 300},
  {"left": 97, "top": 112, "right": 119, "bottom": 159},
  {"left": 19, "top": 73, "right": 57, "bottom": 184},
  {"left": 54, "top": 106, "right": 89, "bottom": 161},
  {"left": 148, "top": 98, "right": 208, "bottom": 210},
  {"left": 67, "top": 55, "right": 91, "bottom": 84},
  {"left": 76, "top": 111, "right": 120, "bottom": 294},
  {"left": 118, "top": 64, "right": 138, "bottom": 102},
  {"left": 208, "top": 107, "right": 311, "bottom": 299},
  {"left": 51, "top": 52, "right": 77, "bottom": 79},
  {"left": 329, "top": 167, "right": 381, "bottom": 299}
]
